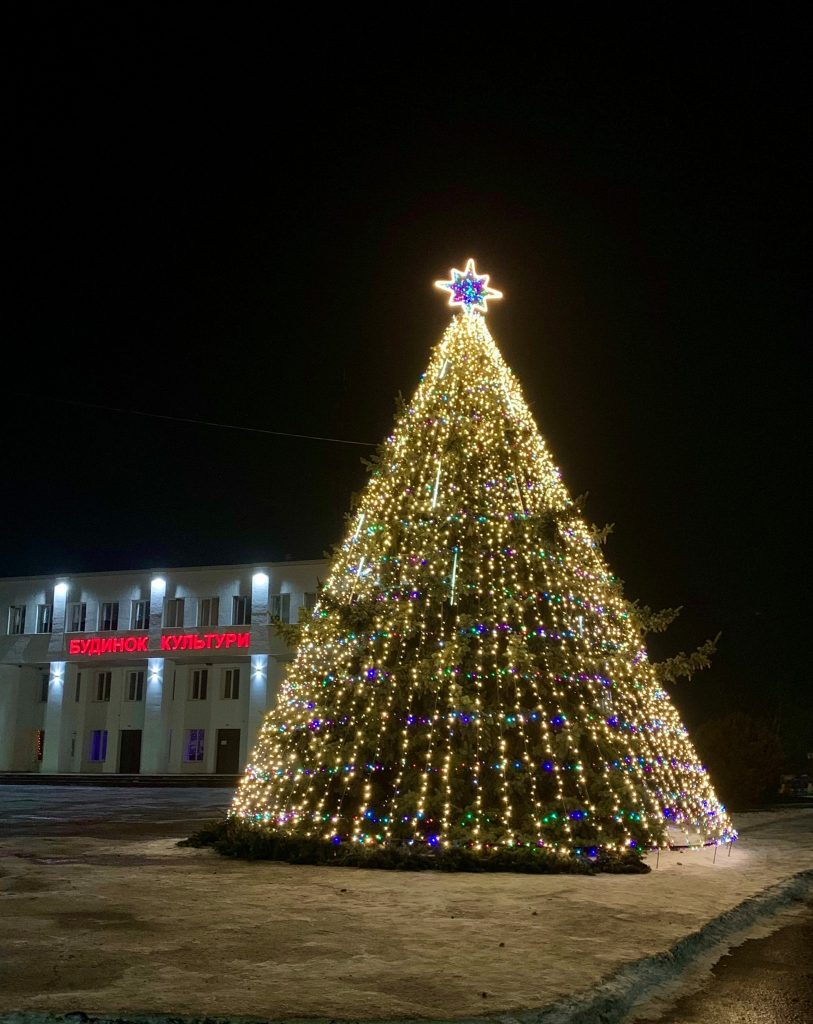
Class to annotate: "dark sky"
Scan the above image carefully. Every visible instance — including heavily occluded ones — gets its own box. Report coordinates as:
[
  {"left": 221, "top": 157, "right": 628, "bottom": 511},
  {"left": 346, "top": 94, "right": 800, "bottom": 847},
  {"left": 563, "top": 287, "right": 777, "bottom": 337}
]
[{"left": 7, "top": 13, "right": 810, "bottom": 755}]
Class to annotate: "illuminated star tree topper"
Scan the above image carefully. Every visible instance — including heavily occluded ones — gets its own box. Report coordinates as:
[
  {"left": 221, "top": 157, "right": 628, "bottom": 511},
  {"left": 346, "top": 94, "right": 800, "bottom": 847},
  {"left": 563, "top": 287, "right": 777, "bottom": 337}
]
[{"left": 435, "top": 258, "right": 503, "bottom": 314}]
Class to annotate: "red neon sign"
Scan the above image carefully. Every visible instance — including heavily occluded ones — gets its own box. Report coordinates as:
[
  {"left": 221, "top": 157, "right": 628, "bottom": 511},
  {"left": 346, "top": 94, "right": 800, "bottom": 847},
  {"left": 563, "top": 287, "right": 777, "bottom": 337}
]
[{"left": 67, "top": 631, "right": 250, "bottom": 657}]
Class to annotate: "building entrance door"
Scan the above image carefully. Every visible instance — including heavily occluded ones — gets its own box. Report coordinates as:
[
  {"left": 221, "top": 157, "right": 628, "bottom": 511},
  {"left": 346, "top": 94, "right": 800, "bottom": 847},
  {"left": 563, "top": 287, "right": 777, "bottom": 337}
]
[
  {"left": 216, "top": 729, "right": 241, "bottom": 774},
  {"left": 119, "top": 729, "right": 142, "bottom": 773}
]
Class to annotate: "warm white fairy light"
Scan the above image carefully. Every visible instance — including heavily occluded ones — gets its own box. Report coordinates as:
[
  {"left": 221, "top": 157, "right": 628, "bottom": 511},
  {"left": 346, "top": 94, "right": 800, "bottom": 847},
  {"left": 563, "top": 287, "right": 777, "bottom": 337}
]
[
  {"left": 232, "top": 263, "right": 736, "bottom": 858},
  {"left": 449, "top": 549, "right": 459, "bottom": 606}
]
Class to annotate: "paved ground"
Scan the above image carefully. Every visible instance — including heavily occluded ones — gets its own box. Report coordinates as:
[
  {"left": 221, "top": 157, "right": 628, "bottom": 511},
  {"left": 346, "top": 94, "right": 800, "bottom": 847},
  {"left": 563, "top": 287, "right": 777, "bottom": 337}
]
[{"left": 0, "top": 787, "right": 811, "bottom": 1021}]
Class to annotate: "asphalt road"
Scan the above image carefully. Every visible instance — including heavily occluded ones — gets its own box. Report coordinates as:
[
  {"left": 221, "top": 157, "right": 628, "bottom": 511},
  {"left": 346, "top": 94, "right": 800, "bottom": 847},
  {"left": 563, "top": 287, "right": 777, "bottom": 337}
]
[
  {"left": 637, "top": 900, "right": 813, "bottom": 1024},
  {"left": 0, "top": 784, "right": 231, "bottom": 838}
]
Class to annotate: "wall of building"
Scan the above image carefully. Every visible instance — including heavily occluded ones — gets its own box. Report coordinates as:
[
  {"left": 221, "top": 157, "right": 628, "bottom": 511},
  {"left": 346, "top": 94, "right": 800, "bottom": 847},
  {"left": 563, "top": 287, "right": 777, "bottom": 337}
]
[{"left": 0, "top": 560, "right": 326, "bottom": 776}]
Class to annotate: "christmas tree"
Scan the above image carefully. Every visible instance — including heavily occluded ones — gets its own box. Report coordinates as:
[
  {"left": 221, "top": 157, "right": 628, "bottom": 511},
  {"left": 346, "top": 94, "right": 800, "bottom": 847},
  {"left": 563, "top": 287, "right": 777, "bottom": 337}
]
[{"left": 232, "top": 260, "right": 736, "bottom": 861}]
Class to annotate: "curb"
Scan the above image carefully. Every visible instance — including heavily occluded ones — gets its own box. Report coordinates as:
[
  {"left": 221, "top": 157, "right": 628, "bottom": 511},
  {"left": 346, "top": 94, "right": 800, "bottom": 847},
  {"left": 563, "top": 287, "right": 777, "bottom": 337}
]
[{"left": 1, "top": 868, "right": 812, "bottom": 1024}]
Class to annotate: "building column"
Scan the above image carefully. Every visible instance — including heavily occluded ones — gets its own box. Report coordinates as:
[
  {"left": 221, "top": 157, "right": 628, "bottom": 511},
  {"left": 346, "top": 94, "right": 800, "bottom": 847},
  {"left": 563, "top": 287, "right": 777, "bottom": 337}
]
[
  {"left": 41, "top": 661, "right": 68, "bottom": 772},
  {"left": 244, "top": 654, "right": 268, "bottom": 766},
  {"left": 48, "top": 581, "right": 69, "bottom": 659},
  {"left": 141, "top": 657, "right": 171, "bottom": 773},
  {"left": 251, "top": 571, "right": 269, "bottom": 644},
  {"left": 67, "top": 663, "right": 87, "bottom": 772}
]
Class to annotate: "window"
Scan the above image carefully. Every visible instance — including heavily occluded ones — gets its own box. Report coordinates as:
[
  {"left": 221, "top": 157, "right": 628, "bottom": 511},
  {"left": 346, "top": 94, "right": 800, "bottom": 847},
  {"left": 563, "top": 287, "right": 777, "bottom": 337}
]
[
  {"left": 198, "top": 596, "right": 219, "bottom": 627},
  {"left": 232, "top": 595, "right": 251, "bottom": 625},
  {"left": 99, "top": 602, "right": 119, "bottom": 631},
  {"left": 7, "top": 605, "right": 25, "bottom": 635},
  {"left": 164, "top": 597, "right": 185, "bottom": 628},
  {"left": 35, "top": 729, "right": 45, "bottom": 762},
  {"left": 68, "top": 602, "right": 87, "bottom": 632},
  {"left": 75, "top": 672, "right": 82, "bottom": 703},
  {"left": 223, "top": 668, "right": 240, "bottom": 700},
  {"left": 90, "top": 729, "right": 108, "bottom": 762},
  {"left": 184, "top": 728, "right": 205, "bottom": 762},
  {"left": 36, "top": 604, "right": 53, "bottom": 634},
  {"left": 131, "top": 599, "right": 150, "bottom": 630},
  {"left": 95, "top": 671, "right": 112, "bottom": 702},
  {"left": 126, "top": 670, "right": 144, "bottom": 702},
  {"left": 268, "top": 593, "right": 290, "bottom": 623},
  {"left": 303, "top": 591, "right": 317, "bottom": 611},
  {"left": 40, "top": 673, "right": 49, "bottom": 703},
  {"left": 190, "top": 669, "right": 208, "bottom": 701}
]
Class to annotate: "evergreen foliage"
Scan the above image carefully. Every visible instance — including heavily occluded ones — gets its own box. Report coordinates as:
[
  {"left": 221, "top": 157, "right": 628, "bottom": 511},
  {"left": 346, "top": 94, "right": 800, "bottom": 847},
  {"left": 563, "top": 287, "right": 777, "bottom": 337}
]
[{"left": 229, "top": 308, "right": 735, "bottom": 863}]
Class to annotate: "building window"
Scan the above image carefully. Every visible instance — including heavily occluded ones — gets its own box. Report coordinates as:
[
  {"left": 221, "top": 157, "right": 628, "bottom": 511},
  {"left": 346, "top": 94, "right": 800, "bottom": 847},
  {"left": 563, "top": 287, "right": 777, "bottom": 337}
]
[
  {"left": 303, "top": 592, "right": 317, "bottom": 611},
  {"left": 190, "top": 669, "right": 208, "bottom": 701},
  {"left": 95, "top": 671, "right": 112, "bottom": 702},
  {"left": 7, "top": 605, "right": 26, "bottom": 635},
  {"left": 40, "top": 673, "right": 50, "bottom": 703},
  {"left": 131, "top": 600, "right": 150, "bottom": 630},
  {"left": 68, "top": 602, "right": 87, "bottom": 632},
  {"left": 90, "top": 729, "right": 108, "bottom": 762},
  {"left": 198, "top": 596, "right": 219, "bottom": 627},
  {"left": 164, "top": 597, "right": 185, "bottom": 628},
  {"left": 232, "top": 595, "right": 251, "bottom": 626},
  {"left": 36, "top": 604, "right": 54, "bottom": 634},
  {"left": 184, "top": 728, "right": 205, "bottom": 762},
  {"left": 99, "top": 602, "right": 119, "bottom": 631},
  {"left": 35, "top": 729, "right": 45, "bottom": 762},
  {"left": 75, "top": 672, "right": 82, "bottom": 703},
  {"left": 223, "top": 668, "right": 240, "bottom": 700},
  {"left": 126, "top": 670, "right": 144, "bottom": 702},
  {"left": 268, "top": 593, "right": 290, "bottom": 623}
]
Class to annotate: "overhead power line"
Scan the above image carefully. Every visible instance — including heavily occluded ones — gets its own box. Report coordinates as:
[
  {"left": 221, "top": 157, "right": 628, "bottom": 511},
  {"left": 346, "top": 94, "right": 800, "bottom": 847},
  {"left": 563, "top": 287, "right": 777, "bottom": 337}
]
[{"left": 42, "top": 396, "right": 378, "bottom": 448}]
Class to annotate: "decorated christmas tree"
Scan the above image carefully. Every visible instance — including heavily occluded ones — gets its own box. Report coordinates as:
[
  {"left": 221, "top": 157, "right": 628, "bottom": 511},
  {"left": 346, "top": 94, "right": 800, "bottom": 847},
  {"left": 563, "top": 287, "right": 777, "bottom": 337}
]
[{"left": 231, "top": 260, "right": 736, "bottom": 861}]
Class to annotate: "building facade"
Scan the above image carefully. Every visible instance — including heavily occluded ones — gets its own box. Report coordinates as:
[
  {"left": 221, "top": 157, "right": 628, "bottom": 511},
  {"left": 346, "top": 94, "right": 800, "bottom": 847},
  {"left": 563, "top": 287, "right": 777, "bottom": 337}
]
[{"left": 0, "top": 560, "right": 327, "bottom": 776}]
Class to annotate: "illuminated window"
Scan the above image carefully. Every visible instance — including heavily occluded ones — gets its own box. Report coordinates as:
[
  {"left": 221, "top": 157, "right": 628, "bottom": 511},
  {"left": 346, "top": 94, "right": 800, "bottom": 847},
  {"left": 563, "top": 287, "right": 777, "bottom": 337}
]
[
  {"left": 198, "top": 596, "right": 219, "bottom": 627},
  {"left": 95, "top": 671, "right": 112, "bottom": 702},
  {"left": 268, "top": 594, "right": 290, "bottom": 623},
  {"left": 89, "top": 729, "right": 108, "bottom": 762},
  {"left": 125, "top": 670, "right": 144, "bottom": 702},
  {"left": 7, "top": 605, "right": 25, "bottom": 635},
  {"left": 68, "top": 602, "right": 87, "bottom": 632},
  {"left": 99, "top": 602, "right": 119, "bottom": 631},
  {"left": 232, "top": 595, "right": 251, "bottom": 626},
  {"left": 184, "top": 728, "right": 205, "bottom": 762},
  {"left": 190, "top": 669, "right": 208, "bottom": 701},
  {"left": 223, "top": 668, "right": 240, "bottom": 700},
  {"left": 163, "top": 597, "right": 185, "bottom": 628},
  {"left": 36, "top": 604, "right": 53, "bottom": 634},
  {"left": 131, "top": 600, "right": 150, "bottom": 630},
  {"left": 35, "top": 729, "right": 45, "bottom": 762}
]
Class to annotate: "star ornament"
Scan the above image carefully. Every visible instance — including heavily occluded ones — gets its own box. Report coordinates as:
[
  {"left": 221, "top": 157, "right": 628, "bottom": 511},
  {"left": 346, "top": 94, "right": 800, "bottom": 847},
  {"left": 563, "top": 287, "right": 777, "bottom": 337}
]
[{"left": 434, "top": 258, "right": 503, "bottom": 314}]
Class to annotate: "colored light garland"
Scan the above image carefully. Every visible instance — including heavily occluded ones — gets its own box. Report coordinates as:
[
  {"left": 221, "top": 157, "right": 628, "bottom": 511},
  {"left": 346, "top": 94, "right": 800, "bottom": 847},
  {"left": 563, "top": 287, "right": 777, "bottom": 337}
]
[{"left": 232, "top": 264, "right": 736, "bottom": 856}]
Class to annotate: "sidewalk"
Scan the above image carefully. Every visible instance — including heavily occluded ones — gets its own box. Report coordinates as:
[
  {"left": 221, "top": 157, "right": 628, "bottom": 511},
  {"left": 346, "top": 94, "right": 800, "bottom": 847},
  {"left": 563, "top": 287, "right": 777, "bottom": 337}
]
[
  {"left": 0, "top": 773, "right": 238, "bottom": 787},
  {"left": 1, "top": 805, "right": 811, "bottom": 1021}
]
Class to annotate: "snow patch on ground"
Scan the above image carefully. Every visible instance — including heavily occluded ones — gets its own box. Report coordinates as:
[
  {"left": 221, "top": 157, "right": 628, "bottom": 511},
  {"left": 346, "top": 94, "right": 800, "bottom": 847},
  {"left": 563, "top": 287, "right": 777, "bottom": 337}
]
[{"left": 0, "top": 806, "right": 810, "bottom": 1020}]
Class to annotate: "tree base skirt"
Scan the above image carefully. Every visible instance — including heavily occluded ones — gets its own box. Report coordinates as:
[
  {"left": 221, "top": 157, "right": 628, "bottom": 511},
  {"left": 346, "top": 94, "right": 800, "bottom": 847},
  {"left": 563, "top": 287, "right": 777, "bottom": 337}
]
[{"left": 179, "top": 819, "right": 651, "bottom": 874}]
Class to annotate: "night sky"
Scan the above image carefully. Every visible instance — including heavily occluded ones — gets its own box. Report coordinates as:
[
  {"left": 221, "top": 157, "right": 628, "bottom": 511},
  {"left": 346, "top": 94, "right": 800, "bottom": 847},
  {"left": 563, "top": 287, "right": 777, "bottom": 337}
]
[{"left": 7, "top": 14, "right": 810, "bottom": 756}]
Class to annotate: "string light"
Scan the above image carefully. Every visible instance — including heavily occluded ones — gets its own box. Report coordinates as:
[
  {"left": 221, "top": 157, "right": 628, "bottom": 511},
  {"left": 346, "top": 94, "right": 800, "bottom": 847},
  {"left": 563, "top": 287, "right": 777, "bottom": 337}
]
[{"left": 232, "top": 262, "right": 736, "bottom": 857}]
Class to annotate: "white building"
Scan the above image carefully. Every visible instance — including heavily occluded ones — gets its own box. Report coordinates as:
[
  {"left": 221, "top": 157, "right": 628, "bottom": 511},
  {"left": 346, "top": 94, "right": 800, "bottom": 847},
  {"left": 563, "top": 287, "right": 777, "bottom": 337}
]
[{"left": 0, "top": 559, "right": 327, "bottom": 776}]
